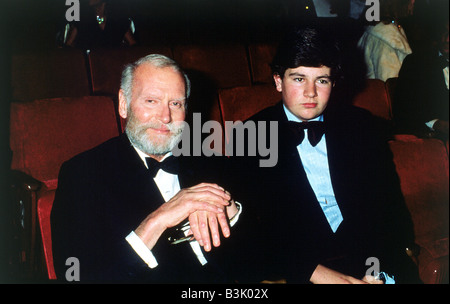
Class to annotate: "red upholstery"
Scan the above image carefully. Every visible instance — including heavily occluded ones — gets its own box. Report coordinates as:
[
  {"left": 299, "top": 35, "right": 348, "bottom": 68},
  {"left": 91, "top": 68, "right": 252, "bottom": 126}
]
[
  {"left": 389, "top": 138, "right": 449, "bottom": 284},
  {"left": 352, "top": 79, "right": 392, "bottom": 120},
  {"left": 10, "top": 96, "right": 121, "bottom": 279},
  {"left": 172, "top": 43, "right": 252, "bottom": 89},
  {"left": 10, "top": 96, "right": 120, "bottom": 182},
  {"left": 36, "top": 187, "right": 56, "bottom": 279},
  {"left": 247, "top": 42, "right": 278, "bottom": 84},
  {"left": 218, "top": 84, "right": 281, "bottom": 150},
  {"left": 88, "top": 46, "right": 173, "bottom": 96},
  {"left": 385, "top": 77, "right": 398, "bottom": 112},
  {"left": 218, "top": 84, "right": 281, "bottom": 123},
  {"left": 11, "top": 49, "right": 91, "bottom": 102}
]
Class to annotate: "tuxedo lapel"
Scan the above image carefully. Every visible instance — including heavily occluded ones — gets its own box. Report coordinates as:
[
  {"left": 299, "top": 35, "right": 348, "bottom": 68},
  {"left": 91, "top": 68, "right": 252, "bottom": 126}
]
[
  {"left": 321, "top": 104, "right": 376, "bottom": 225},
  {"left": 260, "top": 102, "right": 337, "bottom": 234},
  {"left": 111, "top": 134, "right": 166, "bottom": 226},
  {"left": 177, "top": 156, "right": 196, "bottom": 189}
]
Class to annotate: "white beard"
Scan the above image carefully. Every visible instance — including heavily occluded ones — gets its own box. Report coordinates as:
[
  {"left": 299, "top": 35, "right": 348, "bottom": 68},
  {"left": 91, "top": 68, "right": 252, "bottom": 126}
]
[{"left": 125, "top": 110, "right": 184, "bottom": 156}]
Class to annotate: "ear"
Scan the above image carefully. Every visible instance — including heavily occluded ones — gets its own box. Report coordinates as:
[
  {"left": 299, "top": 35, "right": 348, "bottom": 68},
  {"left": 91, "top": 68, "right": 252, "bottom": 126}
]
[
  {"left": 273, "top": 74, "right": 283, "bottom": 92},
  {"left": 118, "top": 89, "right": 128, "bottom": 119}
]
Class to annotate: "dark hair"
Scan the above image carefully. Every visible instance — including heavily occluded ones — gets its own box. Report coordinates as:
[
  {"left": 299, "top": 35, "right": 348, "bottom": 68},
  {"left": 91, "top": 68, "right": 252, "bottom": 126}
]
[{"left": 270, "top": 25, "right": 343, "bottom": 81}]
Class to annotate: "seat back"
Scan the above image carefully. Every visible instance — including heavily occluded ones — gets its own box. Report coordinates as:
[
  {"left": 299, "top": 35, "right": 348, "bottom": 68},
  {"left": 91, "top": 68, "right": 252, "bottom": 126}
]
[
  {"left": 389, "top": 138, "right": 449, "bottom": 243},
  {"left": 247, "top": 42, "right": 278, "bottom": 84},
  {"left": 10, "top": 96, "right": 121, "bottom": 279},
  {"left": 173, "top": 43, "right": 252, "bottom": 89},
  {"left": 218, "top": 84, "right": 280, "bottom": 123},
  {"left": 389, "top": 138, "right": 449, "bottom": 283},
  {"left": 352, "top": 79, "right": 392, "bottom": 120},
  {"left": 88, "top": 46, "right": 173, "bottom": 96},
  {"left": 11, "top": 49, "right": 91, "bottom": 102},
  {"left": 10, "top": 96, "right": 121, "bottom": 184},
  {"left": 385, "top": 77, "right": 398, "bottom": 111},
  {"left": 218, "top": 84, "right": 281, "bottom": 151}
]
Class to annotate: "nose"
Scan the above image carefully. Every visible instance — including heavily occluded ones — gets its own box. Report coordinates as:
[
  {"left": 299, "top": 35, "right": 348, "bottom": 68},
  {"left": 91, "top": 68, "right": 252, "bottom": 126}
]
[
  {"left": 303, "top": 81, "right": 317, "bottom": 98},
  {"left": 157, "top": 102, "right": 172, "bottom": 124}
]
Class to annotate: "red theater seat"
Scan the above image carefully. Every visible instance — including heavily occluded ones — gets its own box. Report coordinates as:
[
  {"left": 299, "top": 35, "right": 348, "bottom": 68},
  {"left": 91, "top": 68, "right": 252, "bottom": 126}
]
[
  {"left": 10, "top": 96, "right": 121, "bottom": 279},
  {"left": 88, "top": 46, "right": 173, "bottom": 97},
  {"left": 247, "top": 42, "right": 278, "bottom": 84},
  {"left": 352, "top": 79, "right": 392, "bottom": 121},
  {"left": 172, "top": 43, "right": 252, "bottom": 89},
  {"left": 217, "top": 84, "right": 281, "bottom": 149},
  {"left": 218, "top": 84, "right": 280, "bottom": 123},
  {"left": 389, "top": 138, "right": 449, "bottom": 284},
  {"left": 385, "top": 77, "right": 398, "bottom": 112},
  {"left": 11, "top": 49, "right": 91, "bottom": 102}
]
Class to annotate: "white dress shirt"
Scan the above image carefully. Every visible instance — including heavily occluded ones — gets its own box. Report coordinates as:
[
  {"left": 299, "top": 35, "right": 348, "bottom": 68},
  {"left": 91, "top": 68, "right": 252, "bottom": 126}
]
[
  {"left": 283, "top": 105, "right": 344, "bottom": 233},
  {"left": 125, "top": 146, "right": 241, "bottom": 268}
]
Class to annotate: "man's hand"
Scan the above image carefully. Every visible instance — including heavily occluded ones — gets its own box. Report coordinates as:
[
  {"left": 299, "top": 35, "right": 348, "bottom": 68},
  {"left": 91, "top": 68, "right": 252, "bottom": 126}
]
[
  {"left": 362, "top": 275, "right": 384, "bottom": 284},
  {"left": 188, "top": 198, "right": 239, "bottom": 251},
  {"left": 310, "top": 264, "right": 368, "bottom": 284},
  {"left": 135, "top": 183, "right": 231, "bottom": 250}
]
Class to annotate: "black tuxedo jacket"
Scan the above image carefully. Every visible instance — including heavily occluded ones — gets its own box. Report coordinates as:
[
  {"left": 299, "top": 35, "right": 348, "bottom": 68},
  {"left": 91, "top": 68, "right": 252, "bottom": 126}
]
[
  {"left": 51, "top": 133, "right": 234, "bottom": 283},
  {"left": 394, "top": 49, "right": 449, "bottom": 137},
  {"left": 231, "top": 101, "right": 419, "bottom": 283}
]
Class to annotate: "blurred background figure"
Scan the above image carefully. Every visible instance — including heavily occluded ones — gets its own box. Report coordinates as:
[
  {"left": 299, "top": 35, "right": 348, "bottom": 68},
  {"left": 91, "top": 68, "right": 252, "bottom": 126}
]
[
  {"left": 348, "top": 0, "right": 367, "bottom": 20},
  {"left": 313, "top": 0, "right": 339, "bottom": 17},
  {"left": 61, "top": 0, "right": 136, "bottom": 49},
  {"left": 393, "top": 0, "right": 449, "bottom": 139},
  {"left": 357, "top": 0, "right": 415, "bottom": 81}
]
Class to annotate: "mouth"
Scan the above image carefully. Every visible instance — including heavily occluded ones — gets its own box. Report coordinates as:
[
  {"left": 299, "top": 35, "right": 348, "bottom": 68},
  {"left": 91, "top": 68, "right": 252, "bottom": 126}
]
[
  {"left": 302, "top": 103, "right": 318, "bottom": 109},
  {"left": 146, "top": 121, "right": 185, "bottom": 137},
  {"left": 147, "top": 127, "right": 172, "bottom": 138},
  {"left": 149, "top": 126, "right": 170, "bottom": 133}
]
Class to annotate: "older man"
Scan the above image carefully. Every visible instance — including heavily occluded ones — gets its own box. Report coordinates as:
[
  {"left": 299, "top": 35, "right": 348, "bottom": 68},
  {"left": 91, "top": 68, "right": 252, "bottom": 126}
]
[{"left": 51, "top": 54, "right": 239, "bottom": 283}]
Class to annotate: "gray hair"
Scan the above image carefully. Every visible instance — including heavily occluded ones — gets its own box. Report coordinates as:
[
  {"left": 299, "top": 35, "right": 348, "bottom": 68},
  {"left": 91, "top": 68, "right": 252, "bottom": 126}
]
[{"left": 120, "top": 54, "right": 191, "bottom": 106}]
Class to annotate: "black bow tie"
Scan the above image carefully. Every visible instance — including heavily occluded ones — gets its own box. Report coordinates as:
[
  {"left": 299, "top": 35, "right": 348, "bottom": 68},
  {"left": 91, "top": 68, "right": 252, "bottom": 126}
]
[
  {"left": 145, "top": 155, "right": 179, "bottom": 177},
  {"left": 284, "top": 121, "right": 326, "bottom": 147}
]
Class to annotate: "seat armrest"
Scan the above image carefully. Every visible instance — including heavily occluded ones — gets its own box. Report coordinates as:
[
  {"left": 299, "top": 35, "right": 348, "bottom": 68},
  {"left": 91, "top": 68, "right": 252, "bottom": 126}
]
[
  {"left": 406, "top": 243, "right": 421, "bottom": 266},
  {"left": 10, "top": 170, "right": 42, "bottom": 192}
]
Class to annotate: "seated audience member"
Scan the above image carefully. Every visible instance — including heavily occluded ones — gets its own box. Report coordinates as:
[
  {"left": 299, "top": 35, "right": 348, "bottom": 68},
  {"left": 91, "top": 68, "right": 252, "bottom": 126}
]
[
  {"left": 357, "top": 0, "right": 415, "bottom": 81},
  {"left": 393, "top": 8, "right": 449, "bottom": 139},
  {"left": 64, "top": 0, "right": 137, "bottom": 49},
  {"left": 232, "top": 24, "right": 421, "bottom": 284},
  {"left": 51, "top": 54, "right": 240, "bottom": 283}
]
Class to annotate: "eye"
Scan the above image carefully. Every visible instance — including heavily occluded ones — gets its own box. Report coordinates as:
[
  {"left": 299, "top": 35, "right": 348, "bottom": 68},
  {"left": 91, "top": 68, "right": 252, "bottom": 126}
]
[
  {"left": 170, "top": 101, "right": 184, "bottom": 109},
  {"left": 293, "top": 77, "right": 304, "bottom": 83},
  {"left": 317, "top": 78, "right": 330, "bottom": 85}
]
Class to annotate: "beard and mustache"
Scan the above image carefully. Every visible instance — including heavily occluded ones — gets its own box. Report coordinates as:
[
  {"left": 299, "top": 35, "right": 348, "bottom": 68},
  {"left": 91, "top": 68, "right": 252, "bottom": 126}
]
[{"left": 125, "top": 108, "right": 185, "bottom": 156}]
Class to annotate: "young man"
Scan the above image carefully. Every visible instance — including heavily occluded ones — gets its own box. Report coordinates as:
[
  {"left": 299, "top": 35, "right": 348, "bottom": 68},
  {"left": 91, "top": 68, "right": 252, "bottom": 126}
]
[
  {"left": 51, "top": 54, "right": 239, "bottom": 283},
  {"left": 233, "top": 25, "right": 421, "bottom": 284}
]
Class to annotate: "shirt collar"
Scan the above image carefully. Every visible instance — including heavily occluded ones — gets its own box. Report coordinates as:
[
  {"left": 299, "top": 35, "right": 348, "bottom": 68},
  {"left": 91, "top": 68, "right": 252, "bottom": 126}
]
[{"left": 131, "top": 144, "right": 172, "bottom": 169}]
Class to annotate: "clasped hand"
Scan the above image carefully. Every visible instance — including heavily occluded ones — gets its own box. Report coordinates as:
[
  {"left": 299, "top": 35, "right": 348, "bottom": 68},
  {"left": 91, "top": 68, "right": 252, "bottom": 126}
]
[{"left": 135, "top": 183, "right": 238, "bottom": 252}]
